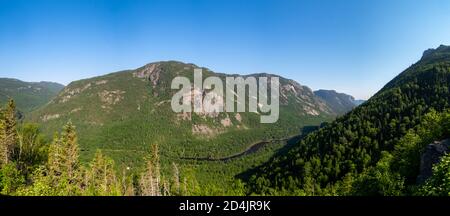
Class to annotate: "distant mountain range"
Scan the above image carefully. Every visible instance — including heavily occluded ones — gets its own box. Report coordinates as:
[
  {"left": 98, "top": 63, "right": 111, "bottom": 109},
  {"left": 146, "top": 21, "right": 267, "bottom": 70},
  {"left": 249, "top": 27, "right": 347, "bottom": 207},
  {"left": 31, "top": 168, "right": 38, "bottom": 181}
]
[
  {"left": 24, "top": 61, "right": 361, "bottom": 163},
  {"left": 352, "top": 99, "right": 366, "bottom": 106},
  {"left": 3, "top": 42, "right": 450, "bottom": 197},
  {"left": 0, "top": 61, "right": 364, "bottom": 192},
  {"left": 2, "top": 45, "right": 450, "bottom": 197},
  {"left": 314, "top": 89, "right": 365, "bottom": 115},
  {"left": 0, "top": 78, "right": 64, "bottom": 113}
]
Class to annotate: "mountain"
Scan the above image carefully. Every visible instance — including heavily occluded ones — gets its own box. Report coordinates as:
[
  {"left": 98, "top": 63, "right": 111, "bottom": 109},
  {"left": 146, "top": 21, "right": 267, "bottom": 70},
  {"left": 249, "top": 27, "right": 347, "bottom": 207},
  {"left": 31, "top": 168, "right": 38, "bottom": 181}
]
[
  {"left": 27, "top": 61, "right": 339, "bottom": 189},
  {"left": 352, "top": 99, "right": 366, "bottom": 106},
  {"left": 314, "top": 89, "right": 359, "bottom": 114},
  {"left": 244, "top": 45, "right": 450, "bottom": 195},
  {"left": 0, "top": 78, "right": 64, "bottom": 113}
]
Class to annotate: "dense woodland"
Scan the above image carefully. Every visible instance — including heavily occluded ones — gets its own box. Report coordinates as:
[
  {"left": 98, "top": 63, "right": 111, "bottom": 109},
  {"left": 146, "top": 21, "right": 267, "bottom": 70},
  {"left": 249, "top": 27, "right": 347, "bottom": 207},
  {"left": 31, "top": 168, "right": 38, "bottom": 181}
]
[
  {"left": 0, "top": 78, "right": 64, "bottom": 113},
  {"left": 20, "top": 61, "right": 330, "bottom": 195},
  {"left": 245, "top": 49, "right": 450, "bottom": 196},
  {"left": 2, "top": 47, "right": 450, "bottom": 196},
  {"left": 0, "top": 100, "right": 200, "bottom": 196}
]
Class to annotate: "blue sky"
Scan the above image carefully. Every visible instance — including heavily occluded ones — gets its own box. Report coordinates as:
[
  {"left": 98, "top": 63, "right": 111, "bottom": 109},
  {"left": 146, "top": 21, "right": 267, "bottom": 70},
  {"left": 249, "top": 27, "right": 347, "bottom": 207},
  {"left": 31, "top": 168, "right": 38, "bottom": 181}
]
[{"left": 1, "top": 0, "right": 450, "bottom": 99}]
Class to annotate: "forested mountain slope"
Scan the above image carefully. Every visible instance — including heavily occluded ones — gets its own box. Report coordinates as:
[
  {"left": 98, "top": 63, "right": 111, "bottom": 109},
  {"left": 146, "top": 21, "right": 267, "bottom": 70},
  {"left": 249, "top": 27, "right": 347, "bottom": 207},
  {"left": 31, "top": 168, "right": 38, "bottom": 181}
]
[
  {"left": 0, "top": 78, "right": 64, "bottom": 113},
  {"left": 244, "top": 45, "right": 450, "bottom": 195},
  {"left": 21, "top": 61, "right": 342, "bottom": 192},
  {"left": 29, "top": 61, "right": 337, "bottom": 164}
]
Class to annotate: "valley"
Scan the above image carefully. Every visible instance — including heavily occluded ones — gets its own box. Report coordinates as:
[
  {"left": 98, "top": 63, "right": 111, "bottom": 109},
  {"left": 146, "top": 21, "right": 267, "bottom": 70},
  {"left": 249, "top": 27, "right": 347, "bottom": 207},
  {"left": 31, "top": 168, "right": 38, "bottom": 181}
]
[
  {"left": 0, "top": 78, "right": 64, "bottom": 113},
  {"left": 245, "top": 45, "right": 450, "bottom": 196},
  {"left": 2, "top": 46, "right": 450, "bottom": 196},
  {"left": 1, "top": 61, "right": 342, "bottom": 194}
]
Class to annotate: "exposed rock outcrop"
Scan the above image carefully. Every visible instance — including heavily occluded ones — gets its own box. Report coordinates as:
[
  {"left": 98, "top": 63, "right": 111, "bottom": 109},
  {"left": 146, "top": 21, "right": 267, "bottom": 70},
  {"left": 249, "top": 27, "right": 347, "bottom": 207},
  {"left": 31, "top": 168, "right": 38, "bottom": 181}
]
[
  {"left": 417, "top": 139, "right": 450, "bottom": 184},
  {"left": 133, "top": 63, "right": 162, "bottom": 87},
  {"left": 314, "top": 89, "right": 359, "bottom": 115}
]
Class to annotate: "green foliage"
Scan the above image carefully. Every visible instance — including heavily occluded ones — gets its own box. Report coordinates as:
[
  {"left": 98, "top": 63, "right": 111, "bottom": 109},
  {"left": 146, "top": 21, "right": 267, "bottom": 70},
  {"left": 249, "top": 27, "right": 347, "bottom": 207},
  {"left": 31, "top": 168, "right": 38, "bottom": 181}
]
[
  {"left": 0, "top": 78, "right": 64, "bottom": 113},
  {"left": 0, "top": 162, "right": 24, "bottom": 194},
  {"left": 0, "top": 68, "right": 311, "bottom": 196},
  {"left": 16, "top": 166, "right": 57, "bottom": 196},
  {"left": 351, "top": 152, "right": 404, "bottom": 196},
  {"left": 0, "top": 99, "right": 18, "bottom": 166},
  {"left": 15, "top": 123, "right": 48, "bottom": 175},
  {"left": 246, "top": 108, "right": 450, "bottom": 196},
  {"left": 23, "top": 61, "right": 332, "bottom": 194},
  {"left": 42, "top": 122, "right": 84, "bottom": 195},
  {"left": 5, "top": 48, "right": 450, "bottom": 196},
  {"left": 85, "top": 150, "right": 122, "bottom": 196},
  {"left": 245, "top": 47, "right": 450, "bottom": 196},
  {"left": 8, "top": 121, "right": 201, "bottom": 196},
  {"left": 418, "top": 154, "right": 450, "bottom": 196}
]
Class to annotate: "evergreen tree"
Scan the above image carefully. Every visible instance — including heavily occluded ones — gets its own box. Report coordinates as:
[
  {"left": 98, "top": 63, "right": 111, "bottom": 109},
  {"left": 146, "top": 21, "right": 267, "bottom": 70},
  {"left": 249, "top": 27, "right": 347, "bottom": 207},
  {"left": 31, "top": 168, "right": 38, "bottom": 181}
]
[
  {"left": 139, "top": 144, "right": 162, "bottom": 196},
  {"left": 61, "top": 122, "right": 80, "bottom": 181},
  {"left": 45, "top": 121, "right": 83, "bottom": 195},
  {"left": 85, "top": 150, "right": 121, "bottom": 196},
  {"left": 171, "top": 162, "right": 180, "bottom": 195},
  {"left": 0, "top": 113, "right": 6, "bottom": 167},
  {"left": 120, "top": 168, "right": 135, "bottom": 196},
  {"left": 0, "top": 99, "right": 18, "bottom": 166}
]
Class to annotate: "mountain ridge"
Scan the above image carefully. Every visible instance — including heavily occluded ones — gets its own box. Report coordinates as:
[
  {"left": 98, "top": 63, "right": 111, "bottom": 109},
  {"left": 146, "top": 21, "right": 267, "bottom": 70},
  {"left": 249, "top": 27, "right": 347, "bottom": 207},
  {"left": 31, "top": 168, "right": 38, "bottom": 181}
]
[
  {"left": 313, "top": 89, "right": 362, "bottom": 115},
  {"left": 0, "top": 78, "right": 64, "bottom": 113},
  {"left": 27, "top": 61, "right": 339, "bottom": 169},
  {"left": 244, "top": 45, "right": 450, "bottom": 195}
]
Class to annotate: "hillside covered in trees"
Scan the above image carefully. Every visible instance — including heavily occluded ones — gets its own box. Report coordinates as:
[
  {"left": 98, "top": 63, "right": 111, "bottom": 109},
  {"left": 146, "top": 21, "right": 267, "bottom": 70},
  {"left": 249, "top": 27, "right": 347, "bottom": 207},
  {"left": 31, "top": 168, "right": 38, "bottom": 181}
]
[
  {"left": 2, "top": 45, "right": 450, "bottom": 196},
  {"left": 0, "top": 78, "right": 64, "bottom": 114},
  {"left": 24, "top": 61, "right": 338, "bottom": 193},
  {"left": 244, "top": 45, "right": 450, "bottom": 195},
  {"left": 0, "top": 100, "right": 200, "bottom": 195}
]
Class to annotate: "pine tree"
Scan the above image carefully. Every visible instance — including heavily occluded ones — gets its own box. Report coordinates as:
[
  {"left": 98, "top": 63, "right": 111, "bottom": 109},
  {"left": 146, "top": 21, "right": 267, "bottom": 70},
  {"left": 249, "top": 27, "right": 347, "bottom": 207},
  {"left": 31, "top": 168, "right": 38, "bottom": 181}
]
[
  {"left": 182, "top": 177, "right": 188, "bottom": 196},
  {"left": 85, "top": 150, "right": 121, "bottom": 196},
  {"left": 139, "top": 144, "right": 162, "bottom": 196},
  {"left": 0, "top": 112, "right": 6, "bottom": 167},
  {"left": 0, "top": 99, "right": 18, "bottom": 166},
  {"left": 61, "top": 122, "right": 79, "bottom": 181},
  {"left": 152, "top": 144, "right": 160, "bottom": 192},
  {"left": 47, "top": 133, "right": 64, "bottom": 178},
  {"left": 139, "top": 157, "right": 156, "bottom": 195},
  {"left": 120, "top": 168, "right": 135, "bottom": 196},
  {"left": 162, "top": 180, "right": 170, "bottom": 196},
  {"left": 171, "top": 162, "right": 180, "bottom": 195},
  {"left": 46, "top": 121, "right": 83, "bottom": 195}
]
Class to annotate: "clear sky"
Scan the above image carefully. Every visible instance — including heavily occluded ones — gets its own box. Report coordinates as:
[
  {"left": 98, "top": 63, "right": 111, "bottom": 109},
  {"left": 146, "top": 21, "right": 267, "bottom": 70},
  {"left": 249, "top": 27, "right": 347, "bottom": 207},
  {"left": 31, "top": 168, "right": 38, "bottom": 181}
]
[{"left": 1, "top": 0, "right": 450, "bottom": 99}]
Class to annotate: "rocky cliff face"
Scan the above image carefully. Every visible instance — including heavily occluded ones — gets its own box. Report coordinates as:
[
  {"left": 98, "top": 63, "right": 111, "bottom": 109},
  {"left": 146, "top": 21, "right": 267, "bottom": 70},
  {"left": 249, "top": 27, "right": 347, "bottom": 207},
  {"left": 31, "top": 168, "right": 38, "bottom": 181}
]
[
  {"left": 417, "top": 139, "right": 450, "bottom": 184},
  {"left": 313, "top": 89, "right": 359, "bottom": 115},
  {"left": 27, "top": 61, "right": 335, "bottom": 165}
]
